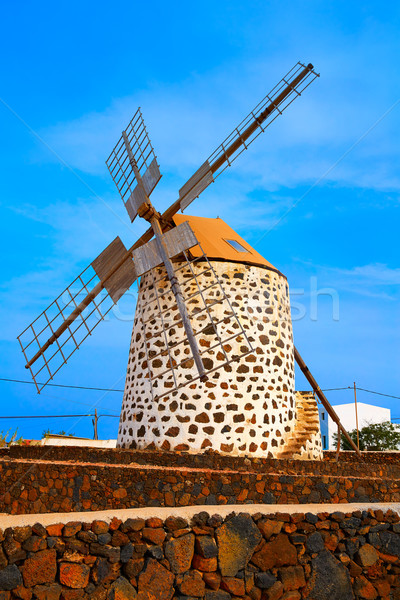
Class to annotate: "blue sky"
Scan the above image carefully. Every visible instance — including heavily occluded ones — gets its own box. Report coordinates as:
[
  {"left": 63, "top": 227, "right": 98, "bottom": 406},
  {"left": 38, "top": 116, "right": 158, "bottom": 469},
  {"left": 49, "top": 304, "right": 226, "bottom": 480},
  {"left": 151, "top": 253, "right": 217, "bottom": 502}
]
[{"left": 1, "top": 0, "right": 399, "bottom": 440}]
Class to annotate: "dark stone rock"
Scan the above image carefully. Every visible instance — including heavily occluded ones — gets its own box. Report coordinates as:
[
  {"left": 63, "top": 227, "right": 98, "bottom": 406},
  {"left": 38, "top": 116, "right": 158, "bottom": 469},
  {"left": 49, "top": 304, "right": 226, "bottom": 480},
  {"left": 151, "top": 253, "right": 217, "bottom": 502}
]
[
  {"left": 262, "top": 492, "right": 276, "bottom": 504},
  {"left": 290, "top": 533, "right": 306, "bottom": 545},
  {"left": 98, "top": 533, "right": 112, "bottom": 545},
  {"left": 147, "top": 545, "right": 164, "bottom": 559},
  {"left": 306, "top": 532, "right": 324, "bottom": 554},
  {"left": 91, "top": 520, "right": 109, "bottom": 535},
  {"left": 33, "top": 583, "right": 62, "bottom": 599},
  {"left": 279, "top": 565, "right": 306, "bottom": 591},
  {"left": 77, "top": 530, "right": 97, "bottom": 544},
  {"left": 66, "top": 539, "right": 88, "bottom": 556},
  {"left": 251, "top": 534, "right": 297, "bottom": 571},
  {"left": 353, "top": 575, "right": 378, "bottom": 600},
  {"left": 195, "top": 536, "right": 218, "bottom": 559},
  {"left": 165, "top": 534, "right": 195, "bottom": 574},
  {"left": 63, "top": 522, "right": 82, "bottom": 537},
  {"left": 47, "top": 537, "right": 65, "bottom": 554},
  {"left": 205, "top": 495, "right": 217, "bottom": 506},
  {"left": 133, "top": 544, "right": 147, "bottom": 557},
  {"left": 345, "top": 538, "right": 360, "bottom": 558},
  {"left": 165, "top": 516, "right": 188, "bottom": 532},
  {"left": 13, "top": 527, "right": 31, "bottom": 543},
  {"left": 91, "top": 557, "right": 120, "bottom": 586},
  {"left": 22, "top": 535, "right": 46, "bottom": 552},
  {"left": 368, "top": 530, "right": 400, "bottom": 557},
  {"left": 305, "top": 513, "right": 318, "bottom": 524},
  {"left": 205, "top": 591, "right": 231, "bottom": 600},
  {"left": 124, "top": 557, "right": 144, "bottom": 579},
  {"left": 0, "top": 565, "right": 22, "bottom": 591},
  {"left": 216, "top": 513, "right": 262, "bottom": 576},
  {"left": 307, "top": 491, "right": 321, "bottom": 503},
  {"left": 192, "top": 512, "right": 210, "bottom": 526},
  {"left": 341, "top": 517, "right": 361, "bottom": 530},
  {"left": 3, "top": 536, "right": 26, "bottom": 564},
  {"left": 32, "top": 523, "right": 47, "bottom": 537},
  {"left": 138, "top": 559, "right": 174, "bottom": 600},
  {"left": 59, "top": 562, "right": 90, "bottom": 588},
  {"left": 22, "top": 549, "right": 57, "bottom": 587},
  {"left": 208, "top": 515, "right": 224, "bottom": 528},
  {"left": 120, "top": 543, "right": 134, "bottom": 563},
  {"left": 90, "top": 543, "right": 120, "bottom": 563},
  {"left": 369, "top": 523, "right": 390, "bottom": 532},
  {"left": 120, "top": 518, "right": 145, "bottom": 533},
  {"left": 254, "top": 572, "right": 276, "bottom": 589},
  {"left": 356, "top": 543, "right": 378, "bottom": 567},
  {"left": 178, "top": 570, "right": 206, "bottom": 597},
  {"left": 108, "top": 575, "right": 137, "bottom": 599},
  {"left": 304, "top": 549, "right": 354, "bottom": 600}
]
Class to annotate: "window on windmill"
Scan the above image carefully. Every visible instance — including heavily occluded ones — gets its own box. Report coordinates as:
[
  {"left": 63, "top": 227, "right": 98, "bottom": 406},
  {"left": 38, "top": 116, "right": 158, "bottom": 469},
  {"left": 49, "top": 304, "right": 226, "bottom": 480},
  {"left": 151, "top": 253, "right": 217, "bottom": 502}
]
[{"left": 224, "top": 239, "right": 249, "bottom": 253}]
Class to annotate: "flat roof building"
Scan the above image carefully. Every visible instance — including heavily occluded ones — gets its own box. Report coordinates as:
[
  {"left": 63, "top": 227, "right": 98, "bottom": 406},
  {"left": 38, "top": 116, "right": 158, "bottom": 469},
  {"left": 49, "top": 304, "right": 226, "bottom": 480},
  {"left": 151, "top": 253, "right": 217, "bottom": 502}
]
[{"left": 318, "top": 402, "right": 391, "bottom": 450}]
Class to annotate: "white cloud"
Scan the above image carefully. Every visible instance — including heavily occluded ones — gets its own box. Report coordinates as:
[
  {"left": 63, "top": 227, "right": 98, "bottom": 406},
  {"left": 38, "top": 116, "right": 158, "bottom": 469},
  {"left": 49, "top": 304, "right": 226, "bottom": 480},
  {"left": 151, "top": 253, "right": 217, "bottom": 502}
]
[{"left": 33, "top": 46, "right": 400, "bottom": 200}]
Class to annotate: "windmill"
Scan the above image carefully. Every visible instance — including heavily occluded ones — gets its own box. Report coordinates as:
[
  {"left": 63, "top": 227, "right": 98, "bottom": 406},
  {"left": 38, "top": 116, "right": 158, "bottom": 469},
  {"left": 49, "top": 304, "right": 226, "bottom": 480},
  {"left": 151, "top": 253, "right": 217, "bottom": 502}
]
[{"left": 17, "top": 62, "right": 359, "bottom": 457}]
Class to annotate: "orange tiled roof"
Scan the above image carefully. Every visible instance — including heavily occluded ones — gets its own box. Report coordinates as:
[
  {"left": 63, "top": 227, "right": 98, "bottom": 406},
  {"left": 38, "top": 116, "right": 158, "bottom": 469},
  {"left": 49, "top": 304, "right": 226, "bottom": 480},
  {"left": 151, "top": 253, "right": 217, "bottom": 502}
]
[{"left": 173, "top": 214, "right": 282, "bottom": 275}]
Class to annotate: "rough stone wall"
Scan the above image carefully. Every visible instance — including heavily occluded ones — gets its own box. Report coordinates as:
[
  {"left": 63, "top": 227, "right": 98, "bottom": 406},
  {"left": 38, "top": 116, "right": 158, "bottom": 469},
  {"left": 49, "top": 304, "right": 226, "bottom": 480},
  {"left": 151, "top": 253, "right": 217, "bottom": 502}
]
[
  {"left": 118, "top": 260, "right": 298, "bottom": 458},
  {"left": 3, "top": 445, "right": 400, "bottom": 478},
  {"left": 0, "top": 509, "right": 399, "bottom": 599},
  {"left": 1, "top": 454, "right": 400, "bottom": 515}
]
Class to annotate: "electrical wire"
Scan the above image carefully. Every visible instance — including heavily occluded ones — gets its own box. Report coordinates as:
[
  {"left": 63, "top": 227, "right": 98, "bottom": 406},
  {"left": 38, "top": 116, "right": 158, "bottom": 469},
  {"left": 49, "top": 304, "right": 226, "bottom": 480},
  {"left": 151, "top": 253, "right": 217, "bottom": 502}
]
[
  {"left": 0, "top": 377, "right": 124, "bottom": 393},
  {"left": 0, "top": 414, "right": 119, "bottom": 419},
  {"left": 321, "top": 385, "right": 400, "bottom": 401}
]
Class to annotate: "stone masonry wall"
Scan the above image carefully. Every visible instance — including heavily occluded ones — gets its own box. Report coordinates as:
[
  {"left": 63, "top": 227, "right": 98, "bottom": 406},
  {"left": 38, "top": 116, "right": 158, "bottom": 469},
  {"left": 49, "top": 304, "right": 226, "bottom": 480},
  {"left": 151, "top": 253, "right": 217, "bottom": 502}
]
[
  {"left": 1, "top": 455, "right": 400, "bottom": 515},
  {"left": 118, "top": 261, "right": 300, "bottom": 458},
  {"left": 3, "top": 447, "right": 400, "bottom": 479},
  {"left": 0, "top": 508, "right": 399, "bottom": 599}
]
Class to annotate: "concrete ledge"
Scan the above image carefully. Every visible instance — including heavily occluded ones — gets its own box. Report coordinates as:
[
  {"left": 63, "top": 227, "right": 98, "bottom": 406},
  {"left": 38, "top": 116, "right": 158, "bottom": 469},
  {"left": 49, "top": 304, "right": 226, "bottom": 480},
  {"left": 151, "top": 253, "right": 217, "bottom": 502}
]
[{"left": 1, "top": 501, "right": 400, "bottom": 528}]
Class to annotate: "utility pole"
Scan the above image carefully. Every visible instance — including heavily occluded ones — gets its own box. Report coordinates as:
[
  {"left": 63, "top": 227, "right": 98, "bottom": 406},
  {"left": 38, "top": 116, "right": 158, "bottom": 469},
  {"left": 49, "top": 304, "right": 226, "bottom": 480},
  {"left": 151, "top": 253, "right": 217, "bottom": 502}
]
[
  {"left": 354, "top": 382, "right": 359, "bottom": 451},
  {"left": 92, "top": 409, "right": 98, "bottom": 440}
]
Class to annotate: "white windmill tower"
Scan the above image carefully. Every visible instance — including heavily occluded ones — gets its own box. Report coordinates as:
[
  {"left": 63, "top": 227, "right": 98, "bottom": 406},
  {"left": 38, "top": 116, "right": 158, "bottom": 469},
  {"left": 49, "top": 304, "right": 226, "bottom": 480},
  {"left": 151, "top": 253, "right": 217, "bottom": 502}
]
[{"left": 18, "top": 62, "right": 360, "bottom": 458}]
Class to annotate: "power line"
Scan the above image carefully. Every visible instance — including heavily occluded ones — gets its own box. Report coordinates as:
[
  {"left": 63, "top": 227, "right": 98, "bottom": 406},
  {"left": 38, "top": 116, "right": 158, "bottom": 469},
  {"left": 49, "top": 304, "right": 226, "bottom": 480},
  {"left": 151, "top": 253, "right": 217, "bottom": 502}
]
[
  {"left": 321, "top": 387, "right": 350, "bottom": 392},
  {"left": 1, "top": 376, "right": 399, "bottom": 402},
  {"left": 0, "top": 378, "right": 124, "bottom": 393},
  {"left": 356, "top": 387, "right": 400, "bottom": 401},
  {"left": 322, "top": 386, "right": 400, "bottom": 401},
  {"left": 0, "top": 414, "right": 119, "bottom": 419}
]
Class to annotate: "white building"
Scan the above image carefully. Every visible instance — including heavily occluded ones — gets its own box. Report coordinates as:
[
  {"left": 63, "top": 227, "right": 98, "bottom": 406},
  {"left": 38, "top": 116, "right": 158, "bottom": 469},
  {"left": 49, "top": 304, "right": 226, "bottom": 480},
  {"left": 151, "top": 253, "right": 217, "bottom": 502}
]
[{"left": 322, "top": 402, "right": 391, "bottom": 449}]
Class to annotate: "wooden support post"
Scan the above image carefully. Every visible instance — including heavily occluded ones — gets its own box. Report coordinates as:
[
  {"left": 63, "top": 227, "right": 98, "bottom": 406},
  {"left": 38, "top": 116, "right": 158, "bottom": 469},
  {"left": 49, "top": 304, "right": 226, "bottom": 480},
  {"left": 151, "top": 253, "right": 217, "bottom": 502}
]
[
  {"left": 335, "top": 424, "right": 341, "bottom": 462},
  {"left": 92, "top": 409, "right": 98, "bottom": 441},
  {"left": 354, "top": 381, "right": 360, "bottom": 451},
  {"left": 294, "top": 346, "right": 361, "bottom": 457},
  {"left": 151, "top": 217, "right": 207, "bottom": 382}
]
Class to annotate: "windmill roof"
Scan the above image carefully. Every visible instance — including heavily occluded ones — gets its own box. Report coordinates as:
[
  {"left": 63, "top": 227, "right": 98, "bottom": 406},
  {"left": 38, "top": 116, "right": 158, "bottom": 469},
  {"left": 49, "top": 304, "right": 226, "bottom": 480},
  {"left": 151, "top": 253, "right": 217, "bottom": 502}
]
[{"left": 173, "top": 214, "right": 283, "bottom": 276}]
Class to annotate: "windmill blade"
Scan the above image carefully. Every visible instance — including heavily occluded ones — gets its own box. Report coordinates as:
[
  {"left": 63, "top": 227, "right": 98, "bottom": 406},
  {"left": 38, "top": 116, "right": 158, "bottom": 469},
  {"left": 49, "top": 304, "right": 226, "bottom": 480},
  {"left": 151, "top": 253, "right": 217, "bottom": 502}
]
[
  {"left": 92, "top": 236, "right": 137, "bottom": 302},
  {"left": 106, "top": 108, "right": 162, "bottom": 222},
  {"left": 18, "top": 238, "right": 137, "bottom": 393},
  {"left": 178, "top": 61, "right": 319, "bottom": 211},
  {"left": 132, "top": 220, "right": 198, "bottom": 277}
]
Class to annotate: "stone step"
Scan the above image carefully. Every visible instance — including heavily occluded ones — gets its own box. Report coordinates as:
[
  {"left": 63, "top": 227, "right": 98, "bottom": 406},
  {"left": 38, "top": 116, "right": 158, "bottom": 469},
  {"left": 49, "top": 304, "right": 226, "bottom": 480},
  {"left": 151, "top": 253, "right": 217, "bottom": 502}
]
[{"left": 277, "top": 392, "right": 321, "bottom": 459}]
